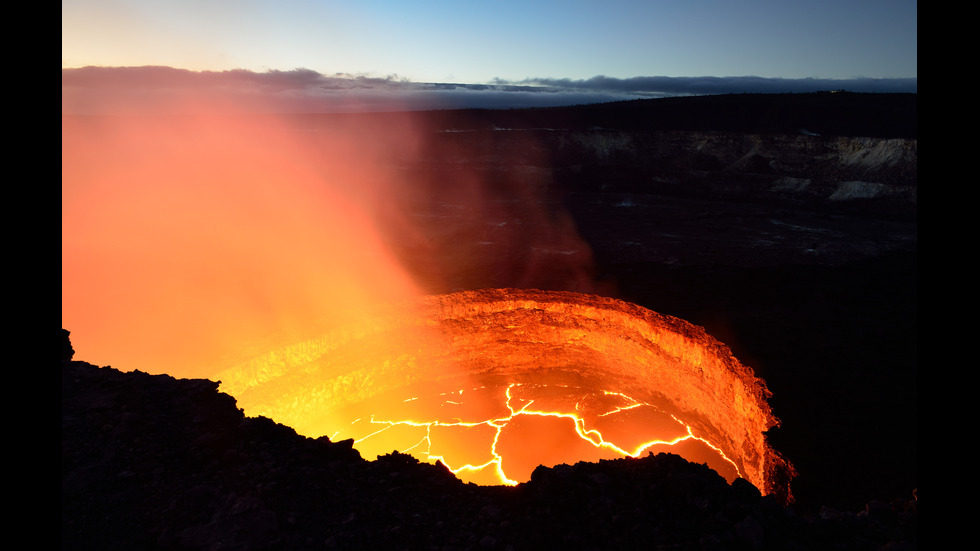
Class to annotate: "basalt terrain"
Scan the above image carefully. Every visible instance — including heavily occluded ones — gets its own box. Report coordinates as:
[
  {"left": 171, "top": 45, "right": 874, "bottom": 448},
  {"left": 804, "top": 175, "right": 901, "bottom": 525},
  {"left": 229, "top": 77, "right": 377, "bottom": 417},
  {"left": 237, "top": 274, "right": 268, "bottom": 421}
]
[{"left": 62, "top": 92, "right": 917, "bottom": 550}]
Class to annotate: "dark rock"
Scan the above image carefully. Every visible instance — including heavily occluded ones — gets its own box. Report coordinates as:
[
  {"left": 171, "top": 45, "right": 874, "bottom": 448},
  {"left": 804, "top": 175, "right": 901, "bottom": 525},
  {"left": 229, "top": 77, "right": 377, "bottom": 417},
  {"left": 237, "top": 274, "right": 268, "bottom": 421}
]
[
  {"left": 62, "top": 353, "right": 917, "bottom": 550},
  {"left": 735, "top": 514, "right": 766, "bottom": 550},
  {"left": 62, "top": 328, "right": 74, "bottom": 362}
]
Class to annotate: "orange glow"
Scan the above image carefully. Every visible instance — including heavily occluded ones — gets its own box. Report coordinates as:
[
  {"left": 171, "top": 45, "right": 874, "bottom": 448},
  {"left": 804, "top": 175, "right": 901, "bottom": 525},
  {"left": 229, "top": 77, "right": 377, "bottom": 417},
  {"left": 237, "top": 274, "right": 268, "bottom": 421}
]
[
  {"left": 216, "top": 288, "right": 794, "bottom": 501},
  {"left": 62, "top": 102, "right": 423, "bottom": 378}
]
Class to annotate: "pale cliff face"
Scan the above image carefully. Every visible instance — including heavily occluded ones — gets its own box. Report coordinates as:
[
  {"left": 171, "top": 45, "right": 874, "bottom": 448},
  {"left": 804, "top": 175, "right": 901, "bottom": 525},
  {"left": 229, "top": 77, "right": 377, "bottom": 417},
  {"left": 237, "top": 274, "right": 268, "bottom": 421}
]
[{"left": 412, "top": 127, "right": 917, "bottom": 213}]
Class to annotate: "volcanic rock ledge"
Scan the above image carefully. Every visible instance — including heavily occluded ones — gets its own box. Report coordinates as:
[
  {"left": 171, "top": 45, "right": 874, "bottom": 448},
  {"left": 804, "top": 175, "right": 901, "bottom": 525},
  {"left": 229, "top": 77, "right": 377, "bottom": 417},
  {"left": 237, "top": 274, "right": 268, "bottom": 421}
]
[{"left": 62, "top": 330, "right": 916, "bottom": 551}]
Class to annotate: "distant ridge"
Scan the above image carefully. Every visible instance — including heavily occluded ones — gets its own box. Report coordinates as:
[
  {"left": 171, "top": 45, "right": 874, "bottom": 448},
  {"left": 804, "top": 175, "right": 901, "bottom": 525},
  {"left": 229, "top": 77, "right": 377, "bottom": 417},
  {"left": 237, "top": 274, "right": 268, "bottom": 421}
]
[
  {"left": 67, "top": 91, "right": 917, "bottom": 140},
  {"left": 346, "top": 92, "right": 917, "bottom": 139}
]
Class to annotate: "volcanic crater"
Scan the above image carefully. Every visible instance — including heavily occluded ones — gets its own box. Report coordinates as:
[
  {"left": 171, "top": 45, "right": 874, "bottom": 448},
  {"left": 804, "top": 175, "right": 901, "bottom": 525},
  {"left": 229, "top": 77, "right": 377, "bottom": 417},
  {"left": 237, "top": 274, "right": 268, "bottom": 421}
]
[{"left": 62, "top": 92, "right": 917, "bottom": 550}]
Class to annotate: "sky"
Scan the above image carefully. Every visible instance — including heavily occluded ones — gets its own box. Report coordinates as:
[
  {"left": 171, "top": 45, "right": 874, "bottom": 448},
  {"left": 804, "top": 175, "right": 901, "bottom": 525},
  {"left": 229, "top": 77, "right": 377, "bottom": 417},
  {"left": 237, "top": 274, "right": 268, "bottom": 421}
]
[
  {"left": 62, "top": 0, "right": 917, "bottom": 112},
  {"left": 62, "top": 0, "right": 917, "bottom": 376}
]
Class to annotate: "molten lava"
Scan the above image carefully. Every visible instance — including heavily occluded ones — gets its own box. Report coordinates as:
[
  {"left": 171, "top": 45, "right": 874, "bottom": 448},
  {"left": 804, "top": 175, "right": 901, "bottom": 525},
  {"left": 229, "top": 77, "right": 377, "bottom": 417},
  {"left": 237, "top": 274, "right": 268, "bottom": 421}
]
[
  {"left": 63, "top": 79, "right": 793, "bottom": 502},
  {"left": 216, "top": 288, "right": 793, "bottom": 501},
  {"left": 341, "top": 382, "right": 741, "bottom": 487}
]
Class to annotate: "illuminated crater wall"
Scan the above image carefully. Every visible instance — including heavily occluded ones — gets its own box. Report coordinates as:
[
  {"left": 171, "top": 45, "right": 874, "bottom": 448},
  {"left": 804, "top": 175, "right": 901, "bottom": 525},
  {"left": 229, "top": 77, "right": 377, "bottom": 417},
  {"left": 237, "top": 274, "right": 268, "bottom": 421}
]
[{"left": 217, "top": 288, "right": 793, "bottom": 501}]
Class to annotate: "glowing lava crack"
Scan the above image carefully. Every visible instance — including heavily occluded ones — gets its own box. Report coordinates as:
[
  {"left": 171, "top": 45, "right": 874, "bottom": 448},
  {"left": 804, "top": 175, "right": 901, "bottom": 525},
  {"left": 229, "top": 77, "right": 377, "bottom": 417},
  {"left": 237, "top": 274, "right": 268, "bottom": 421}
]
[
  {"left": 216, "top": 288, "right": 794, "bottom": 501},
  {"left": 346, "top": 383, "right": 742, "bottom": 488}
]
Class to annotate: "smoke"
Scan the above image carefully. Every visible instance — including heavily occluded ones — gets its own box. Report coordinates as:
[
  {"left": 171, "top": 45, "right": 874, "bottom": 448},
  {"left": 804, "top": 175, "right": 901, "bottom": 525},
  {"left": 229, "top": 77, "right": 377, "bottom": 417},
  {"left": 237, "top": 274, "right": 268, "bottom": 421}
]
[
  {"left": 67, "top": 66, "right": 912, "bottom": 379},
  {"left": 62, "top": 69, "right": 607, "bottom": 379},
  {"left": 62, "top": 93, "right": 427, "bottom": 378}
]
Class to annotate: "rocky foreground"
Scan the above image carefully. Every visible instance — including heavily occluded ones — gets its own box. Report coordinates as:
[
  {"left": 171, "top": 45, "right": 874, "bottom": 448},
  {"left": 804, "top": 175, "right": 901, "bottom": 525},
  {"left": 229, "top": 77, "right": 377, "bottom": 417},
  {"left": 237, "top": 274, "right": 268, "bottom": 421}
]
[{"left": 62, "top": 331, "right": 916, "bottom": 551}]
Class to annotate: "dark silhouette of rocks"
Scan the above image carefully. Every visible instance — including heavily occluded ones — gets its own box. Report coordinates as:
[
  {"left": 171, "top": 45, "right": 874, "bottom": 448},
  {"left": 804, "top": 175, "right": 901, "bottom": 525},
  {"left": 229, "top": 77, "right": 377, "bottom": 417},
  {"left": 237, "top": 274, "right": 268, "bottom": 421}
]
[{"left": 62, "top": 333, "right": 916, "bottom": 550}]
